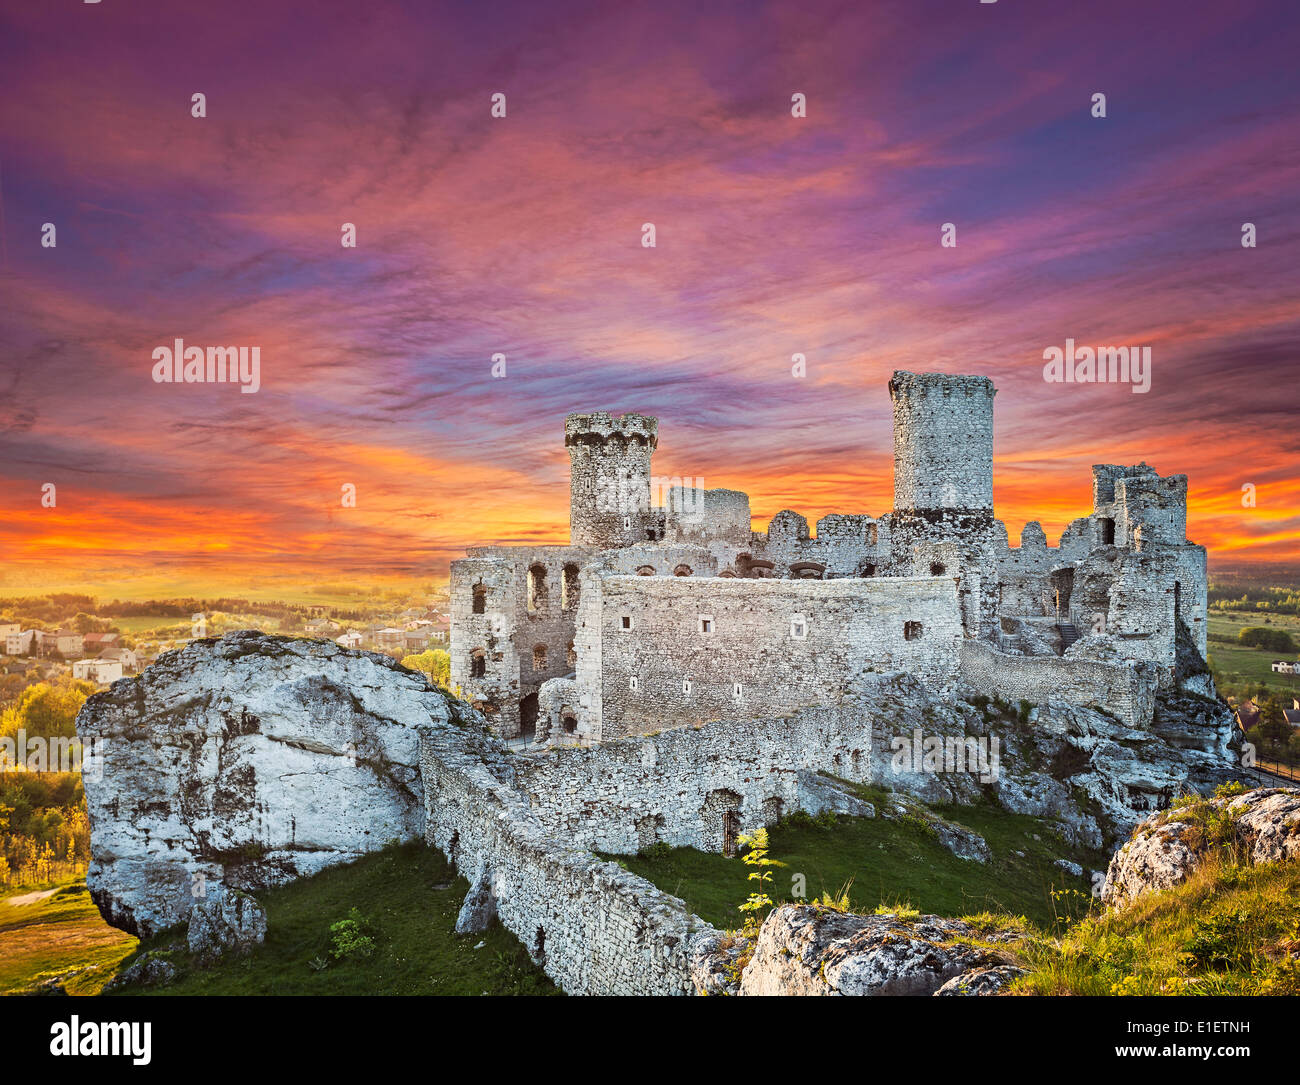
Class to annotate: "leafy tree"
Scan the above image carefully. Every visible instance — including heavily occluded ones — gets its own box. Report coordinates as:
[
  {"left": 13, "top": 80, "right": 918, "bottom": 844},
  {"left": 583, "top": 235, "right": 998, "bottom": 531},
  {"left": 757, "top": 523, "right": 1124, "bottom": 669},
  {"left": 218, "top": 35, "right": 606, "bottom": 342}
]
[
  {"left": 0, "top": 678, "right": 96, "bottom": 741},
  {"left": 400, "top": 649, "right": 451, "bottom": 689},
  {"left": 1238, "top": 627, "right": 1297, "bottom": 653},
  {"left": 1287, "top": 731, "right": 1300, "bottom": 764}
]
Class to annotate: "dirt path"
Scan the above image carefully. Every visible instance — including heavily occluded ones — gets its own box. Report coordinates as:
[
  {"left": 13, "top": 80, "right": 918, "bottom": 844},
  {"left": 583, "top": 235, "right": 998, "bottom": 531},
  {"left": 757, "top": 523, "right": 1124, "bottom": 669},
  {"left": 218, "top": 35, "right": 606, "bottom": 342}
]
[{"left": 2, "top": 888, "right": 58, "bottom": 907}]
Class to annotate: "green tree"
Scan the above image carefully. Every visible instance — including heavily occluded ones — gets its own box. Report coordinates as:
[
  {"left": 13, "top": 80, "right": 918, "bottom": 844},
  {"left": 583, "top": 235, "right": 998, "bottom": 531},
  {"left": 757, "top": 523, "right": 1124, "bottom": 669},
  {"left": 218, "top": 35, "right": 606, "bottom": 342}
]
[
  {"left": 1286, "top": 731, "right": 1300, "bottom": 764},
  {"left": 1238, "top": 627, "right": 1297, "bottom": 654}
]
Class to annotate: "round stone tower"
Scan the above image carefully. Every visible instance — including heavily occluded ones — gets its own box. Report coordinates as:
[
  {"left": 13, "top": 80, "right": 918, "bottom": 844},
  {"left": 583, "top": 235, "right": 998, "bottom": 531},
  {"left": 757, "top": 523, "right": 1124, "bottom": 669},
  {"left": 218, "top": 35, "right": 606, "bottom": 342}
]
[
  {"left": 888, "top": 371, "right": 996, "bottom": 514},
  {"left": 566, "top": 412, "right": 658, "bottom": 548}
]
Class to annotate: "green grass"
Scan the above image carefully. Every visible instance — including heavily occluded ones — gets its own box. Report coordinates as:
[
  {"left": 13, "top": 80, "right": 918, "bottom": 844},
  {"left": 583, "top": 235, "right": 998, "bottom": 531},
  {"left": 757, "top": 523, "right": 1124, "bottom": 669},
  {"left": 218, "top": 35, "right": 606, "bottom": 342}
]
[
  {"left": 114, "top": 842, "right": 558, "bottom": 996},
  {"left": 0, "top": 880, "right": 137, "bottom": 995},
  {"left": 1016, "top": 843, "right": 1300, "bottom": 992},
  {"left": 613, "top": 797, "right": 1105, "bottom": 933}
]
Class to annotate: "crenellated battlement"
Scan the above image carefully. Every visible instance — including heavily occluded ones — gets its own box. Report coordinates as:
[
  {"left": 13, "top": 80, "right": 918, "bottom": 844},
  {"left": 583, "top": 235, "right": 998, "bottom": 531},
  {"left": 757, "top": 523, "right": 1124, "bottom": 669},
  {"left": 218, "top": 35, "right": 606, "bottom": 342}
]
[{"left": 564, "top": 412, "right": 658, "bottom": 450}]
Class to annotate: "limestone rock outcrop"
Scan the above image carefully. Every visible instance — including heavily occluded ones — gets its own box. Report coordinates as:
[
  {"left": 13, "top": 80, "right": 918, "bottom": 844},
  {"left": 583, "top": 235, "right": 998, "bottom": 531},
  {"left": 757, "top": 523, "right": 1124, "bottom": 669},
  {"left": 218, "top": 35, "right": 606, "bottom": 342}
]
[
  {"left": 723, "top": 905, "right": 1020, "bottom": 996},
  {"left": 187, "top": 886, "right": 268, "bottom": 958},
  {"left": 934, "top": 964, "right": 1027, "bottom": 995},
  {"left": 855, "top": 671, "right": 1238, "bottom": 851},
  {"left": 1102, "top": 787, "right": 1300, "bottom": 909},
  {"left": 75, "top": 631, "right": 474, "bottom": 937},
  {"left": 454, "top": 865, "right": 498, "bottom": 934}
]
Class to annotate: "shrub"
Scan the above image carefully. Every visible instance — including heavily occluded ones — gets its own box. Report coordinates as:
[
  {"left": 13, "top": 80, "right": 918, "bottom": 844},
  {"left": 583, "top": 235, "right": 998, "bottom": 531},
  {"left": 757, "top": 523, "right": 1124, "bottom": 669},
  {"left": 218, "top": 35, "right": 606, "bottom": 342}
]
[
  {"left": 329, "top": 908, "right": 376, "bottom": 960},
  {"left": 1182, "top": 910, "right": 1252, "bottom": 972},
  {"left": 637, "top": 841, "right": 672, "bottom": 863}
]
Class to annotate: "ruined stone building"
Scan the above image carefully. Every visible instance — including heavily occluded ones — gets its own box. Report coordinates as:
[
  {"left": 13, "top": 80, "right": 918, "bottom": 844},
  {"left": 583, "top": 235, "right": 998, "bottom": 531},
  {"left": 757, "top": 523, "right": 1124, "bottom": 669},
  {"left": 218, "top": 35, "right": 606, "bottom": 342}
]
[{"left": 449, "top": 371, "right": 1207, "bottom": 744}]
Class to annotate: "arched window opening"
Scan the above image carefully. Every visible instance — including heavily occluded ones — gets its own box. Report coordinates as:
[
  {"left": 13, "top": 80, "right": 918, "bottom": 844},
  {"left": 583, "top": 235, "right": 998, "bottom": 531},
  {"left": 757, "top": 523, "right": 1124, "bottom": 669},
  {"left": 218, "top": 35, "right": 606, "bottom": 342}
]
[
  {"left": 471, "top": 583, "right": 487, "bottom": 614},
  {"left": 527, "top": 564, "right": 548, "bottom": 611},
  {"left": 562, "top": 563, "right": 580, "bottom": 610}
]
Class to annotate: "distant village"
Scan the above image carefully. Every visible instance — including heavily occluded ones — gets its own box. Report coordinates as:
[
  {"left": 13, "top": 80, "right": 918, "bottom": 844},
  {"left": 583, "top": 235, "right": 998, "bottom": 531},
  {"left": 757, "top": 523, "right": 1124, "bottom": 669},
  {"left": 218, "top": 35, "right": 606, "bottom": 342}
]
[{"left": 0, "top": 597, "right": 450, "bottom": 694}]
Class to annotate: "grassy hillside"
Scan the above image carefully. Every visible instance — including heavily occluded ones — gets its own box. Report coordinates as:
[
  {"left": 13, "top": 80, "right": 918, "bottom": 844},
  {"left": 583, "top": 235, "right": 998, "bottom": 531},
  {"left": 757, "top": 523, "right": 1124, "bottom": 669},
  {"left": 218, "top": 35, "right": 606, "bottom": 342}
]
[
  {"left": 1013, "top": 818, "right": 1300, "bottom": 995},
  {"left": 0, "top": 880, "right": 136, "bottom": 995},
  {"left": 615, "top": 795, "right": 1105, "bottom": 932},
  {"left": 114, "top": 843, "right": 558, "bottom": 996}
]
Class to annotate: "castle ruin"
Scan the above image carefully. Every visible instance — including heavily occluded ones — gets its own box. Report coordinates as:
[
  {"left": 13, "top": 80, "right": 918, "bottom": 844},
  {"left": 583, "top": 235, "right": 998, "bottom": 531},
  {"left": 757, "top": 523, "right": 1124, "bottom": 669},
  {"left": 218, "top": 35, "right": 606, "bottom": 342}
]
[{"left": 449, "top": 370, "right": 1208, "bottom": 744}]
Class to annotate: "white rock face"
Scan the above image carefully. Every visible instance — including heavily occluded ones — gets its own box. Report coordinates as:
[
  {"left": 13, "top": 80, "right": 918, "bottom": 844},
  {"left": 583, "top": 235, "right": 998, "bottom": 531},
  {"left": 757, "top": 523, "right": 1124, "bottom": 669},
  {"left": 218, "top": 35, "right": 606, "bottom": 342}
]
[
  {"left": 1102, "top": 787, "right": 1300, "bottom": 909},
  {"left": 76, "top": 631, "right": 471, "bottom": 937}
]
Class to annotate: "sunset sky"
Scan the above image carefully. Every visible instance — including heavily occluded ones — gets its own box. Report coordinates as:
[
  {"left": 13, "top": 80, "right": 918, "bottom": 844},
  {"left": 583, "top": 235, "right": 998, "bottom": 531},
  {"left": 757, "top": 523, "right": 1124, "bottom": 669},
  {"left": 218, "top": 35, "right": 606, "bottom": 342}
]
[{"left": 1, "top": 0, "right": 1297, "bottom": 598}]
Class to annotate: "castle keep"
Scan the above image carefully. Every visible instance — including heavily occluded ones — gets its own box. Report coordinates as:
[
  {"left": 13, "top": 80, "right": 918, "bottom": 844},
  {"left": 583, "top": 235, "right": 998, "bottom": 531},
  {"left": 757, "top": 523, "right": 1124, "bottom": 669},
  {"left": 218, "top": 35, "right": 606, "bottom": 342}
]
[{"left": 449, "top": 371, "right": 1207, "bottom": 744}]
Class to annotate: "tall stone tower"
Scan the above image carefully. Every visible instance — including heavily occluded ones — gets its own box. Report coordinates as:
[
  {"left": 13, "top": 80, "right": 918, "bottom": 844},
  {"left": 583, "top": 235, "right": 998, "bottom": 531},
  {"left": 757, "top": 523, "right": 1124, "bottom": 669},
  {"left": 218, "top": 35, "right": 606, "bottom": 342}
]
[
  {"left": 888, "top": 371, "right": 1000, "bottom": 637},
  {"left": 566, "top": 412, "right": 658, "bottom": 549},
  {"left": 889, "top": 371, "right": 996, "bottom": 515}
]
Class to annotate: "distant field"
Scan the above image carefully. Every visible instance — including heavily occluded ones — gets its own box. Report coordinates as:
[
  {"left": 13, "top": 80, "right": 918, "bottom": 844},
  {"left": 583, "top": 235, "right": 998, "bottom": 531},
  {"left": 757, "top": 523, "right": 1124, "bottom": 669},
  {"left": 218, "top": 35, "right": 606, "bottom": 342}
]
[
  {"left": 0, "top": 881, "right": 136, "bottom": 995},
  {"left": 1207, "top": 611, "right": 1300, "bottom": 693},
  {"left": 1209, "top": 611, "right": 1300, "bottom": 637}
]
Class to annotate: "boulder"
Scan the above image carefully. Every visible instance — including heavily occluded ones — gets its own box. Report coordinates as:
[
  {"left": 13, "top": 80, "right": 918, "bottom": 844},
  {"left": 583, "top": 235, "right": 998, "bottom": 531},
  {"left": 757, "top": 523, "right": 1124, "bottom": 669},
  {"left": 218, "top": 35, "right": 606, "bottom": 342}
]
[
  {"left": 689, "top": 930, "right": 745, "bottom": 996},
  {"left": 929, "top": 817, "right": 991, "bottom": 863},
  {"left": 454, "top": 866, "right": 498, "bottom": 934},
  {"left": 934, "top": 964, "right": 1027, "bottom": 996},
  {"left": 1231, "top": 787, "right": 1300, "bottom": 862},
  {"left": 76, "top": 631, "right": 476, "bottom": 937},
  {"left": 105, "top": 951, "right": 178, "bottom": 991},
  {"left": 736, "top": 905, "right": 1014, "bottom": 996}
]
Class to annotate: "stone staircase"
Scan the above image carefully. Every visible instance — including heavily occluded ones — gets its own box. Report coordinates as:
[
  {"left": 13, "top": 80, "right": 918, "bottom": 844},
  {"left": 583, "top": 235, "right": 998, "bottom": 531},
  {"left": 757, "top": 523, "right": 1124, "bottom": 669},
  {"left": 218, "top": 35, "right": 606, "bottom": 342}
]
[{"left": 1056, "top": 622, "right": 1081, "bottom": 653}]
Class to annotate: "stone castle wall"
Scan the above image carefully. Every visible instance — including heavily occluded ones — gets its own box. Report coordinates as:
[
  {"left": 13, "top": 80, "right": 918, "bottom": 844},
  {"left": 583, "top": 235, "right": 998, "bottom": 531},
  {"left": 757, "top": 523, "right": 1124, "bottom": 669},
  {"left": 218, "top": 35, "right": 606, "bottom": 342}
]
[
  {"left": 450, "top": 547, "right": 588, "bottom": 736},
  {"left": 664, "top": 486, "right": 751, "bottom": 547},
  {"left": 582, "top": 575, "right": 963, "bottom": 741},
  {"left": 514, "top": 701, "right": 887, "bottom": 855}
]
